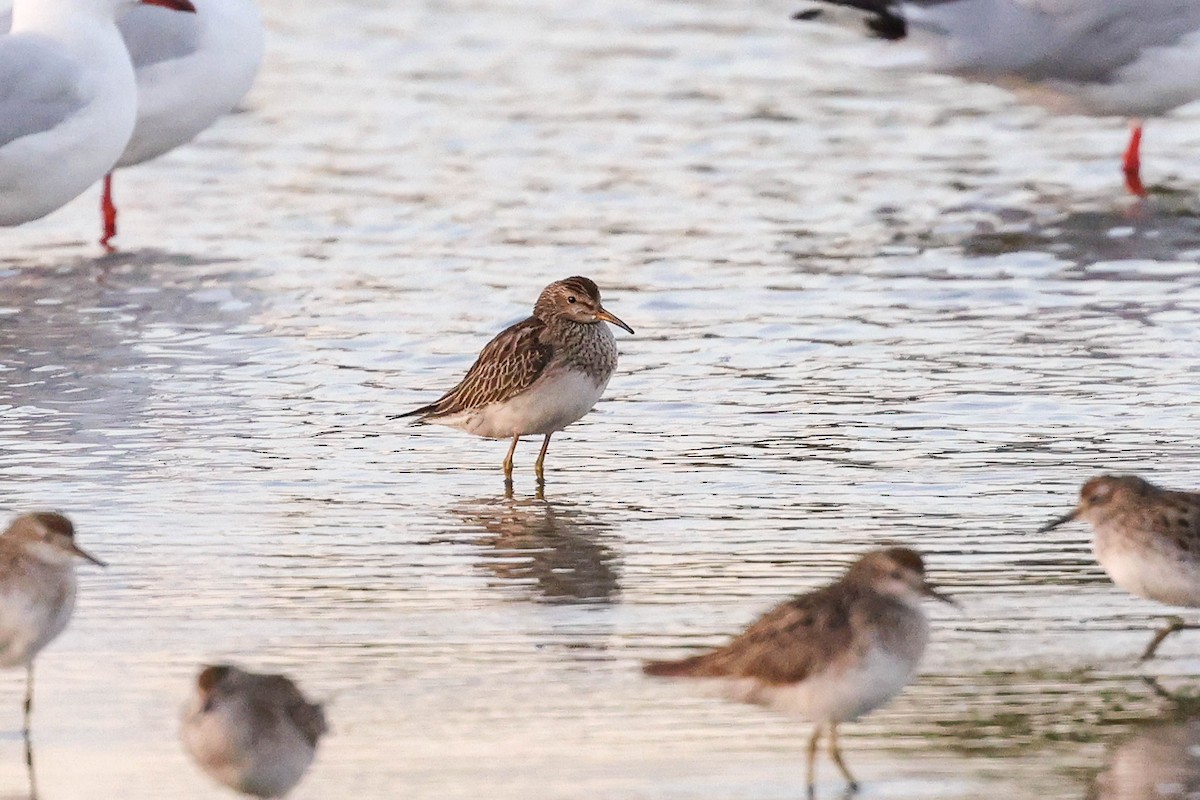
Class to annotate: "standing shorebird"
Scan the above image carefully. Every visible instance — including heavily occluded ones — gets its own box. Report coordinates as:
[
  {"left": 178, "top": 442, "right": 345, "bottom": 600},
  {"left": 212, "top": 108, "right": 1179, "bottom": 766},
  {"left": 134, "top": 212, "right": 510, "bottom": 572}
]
[
  {"left": 0, "top": 513, "right": 106, "bottom": 758},
  {"left": 1040, "top": 474, "right": 1200, "bottom": 660},
  {"left": 397, "top": 276, "right": 634, "bottom": 482},
  {"left": 181, "top": 664, "right": 327, "bottom": 798},
  {"left": 643, "top": 547, "right": 952, "bottom": 796}
]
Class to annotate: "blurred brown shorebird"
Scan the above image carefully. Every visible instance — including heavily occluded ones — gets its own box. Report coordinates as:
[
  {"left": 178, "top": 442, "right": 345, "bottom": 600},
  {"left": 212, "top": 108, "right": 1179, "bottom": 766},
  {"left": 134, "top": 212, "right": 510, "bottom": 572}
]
[
  {"left": 1040, "top": 474, "right": 1200, "bottom": 660},
  {"left": 0, "top": 513, "right": 105, "bottom": 777},
  {"left": 181, "top": 664, "right": 327, "bottom": 798},
  {"left": 396, "top": 276, "right": 633, "bottom": 482},
  {"left": 642, "top": 547, "right": 952, "bottom": 796}
]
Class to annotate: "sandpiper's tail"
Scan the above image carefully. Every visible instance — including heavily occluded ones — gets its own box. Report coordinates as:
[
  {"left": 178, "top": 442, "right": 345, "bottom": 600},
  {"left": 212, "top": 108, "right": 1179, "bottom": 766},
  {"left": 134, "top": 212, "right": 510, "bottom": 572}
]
[
  {"left": 642, "top": 654, "right": 718, "bottom": 678},
  {"left": 389, "top": 404, "right": 435, "bottom": 423},
  {"left": 793, "top": 0, "right": 907, "bottom": 41}
]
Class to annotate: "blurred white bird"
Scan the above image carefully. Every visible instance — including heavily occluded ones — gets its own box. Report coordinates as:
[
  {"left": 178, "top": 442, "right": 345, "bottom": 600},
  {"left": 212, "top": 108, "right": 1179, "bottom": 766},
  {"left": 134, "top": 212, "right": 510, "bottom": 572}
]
[
  {"left": 0, "top": 0, "right": 197, "bottom": 226},
  {"left": 103, "top": 0, "right": 264, "bottom": 247},
  {"left": 796, "top": 0, "right": 1200, "bottom": 196}
]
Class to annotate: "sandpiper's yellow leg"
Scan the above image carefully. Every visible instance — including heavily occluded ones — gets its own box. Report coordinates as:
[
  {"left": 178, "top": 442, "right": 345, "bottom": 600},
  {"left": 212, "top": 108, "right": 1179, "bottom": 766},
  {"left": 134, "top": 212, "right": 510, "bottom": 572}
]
[
  {"left": 503, "top": 434, "right": 520, "bottom": 480},
  {"left": 828, "top": 723, "right": 859, "bottom": 792},
  {"left": 805, "top": 725, "right": 822, "bottom": 798},
  {"left": 534, "top": 434, "right": 552, "bottom": 482}
]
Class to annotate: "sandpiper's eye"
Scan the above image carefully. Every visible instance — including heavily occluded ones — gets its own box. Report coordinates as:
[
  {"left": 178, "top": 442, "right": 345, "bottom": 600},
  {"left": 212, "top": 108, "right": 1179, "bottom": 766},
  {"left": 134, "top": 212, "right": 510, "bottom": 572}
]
[
  {"left": 890, "top": 570, "right": 902, "bottom": 579},
  {"left": 567, "top": 296, "right": 577, "bottom": 304}
]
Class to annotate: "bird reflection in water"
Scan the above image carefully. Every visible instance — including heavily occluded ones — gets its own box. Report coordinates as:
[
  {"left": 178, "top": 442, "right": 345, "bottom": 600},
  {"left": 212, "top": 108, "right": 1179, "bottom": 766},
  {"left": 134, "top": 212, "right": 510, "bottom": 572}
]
[
  {"left": 454, "top": 492, "right": 620, "bottom": 604},
  {"left": 1091, "top": 717, "right": 1200, "bottom": 800}
]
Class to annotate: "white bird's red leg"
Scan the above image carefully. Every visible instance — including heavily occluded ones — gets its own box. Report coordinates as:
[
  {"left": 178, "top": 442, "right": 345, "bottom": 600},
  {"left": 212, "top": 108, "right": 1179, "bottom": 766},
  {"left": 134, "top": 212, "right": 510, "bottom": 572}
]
[
  {"left": 1122, "top": 120, "right": 1147, "bottom": 198},
  {"left": 100, "top": 173, "right": 118, "bottom": 251}
]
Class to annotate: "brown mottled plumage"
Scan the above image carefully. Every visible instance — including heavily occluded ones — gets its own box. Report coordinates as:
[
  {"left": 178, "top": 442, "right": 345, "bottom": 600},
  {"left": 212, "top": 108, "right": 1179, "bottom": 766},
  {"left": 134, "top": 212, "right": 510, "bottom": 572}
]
[
  {"left": 405, "top": 317, "right": 556, "bottom": 417},
  {"left": 398, "top": 277, "right": 633, "bottom": 481},
  {"left": 1040, "top": 474, "right": 1200, "bottom": 659},
  {"left": 643, "top": 547, "right": 951, "bottom": 794},
  {"left": 182, "top": 664, "right": 327, "bottom": 798}
]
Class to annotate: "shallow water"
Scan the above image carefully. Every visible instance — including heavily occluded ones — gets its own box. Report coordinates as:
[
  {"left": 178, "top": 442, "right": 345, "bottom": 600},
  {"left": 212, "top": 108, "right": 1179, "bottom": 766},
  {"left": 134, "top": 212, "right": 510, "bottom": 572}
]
[{"left": 3, "top": 0, "right": 1200, "bottom": 798}]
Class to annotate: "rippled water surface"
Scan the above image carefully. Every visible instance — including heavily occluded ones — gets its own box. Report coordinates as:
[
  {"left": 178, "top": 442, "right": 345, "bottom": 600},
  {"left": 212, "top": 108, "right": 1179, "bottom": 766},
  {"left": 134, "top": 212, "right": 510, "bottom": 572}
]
[{"left": 4, "top": 1, "right": 1200, "bottom": 798}]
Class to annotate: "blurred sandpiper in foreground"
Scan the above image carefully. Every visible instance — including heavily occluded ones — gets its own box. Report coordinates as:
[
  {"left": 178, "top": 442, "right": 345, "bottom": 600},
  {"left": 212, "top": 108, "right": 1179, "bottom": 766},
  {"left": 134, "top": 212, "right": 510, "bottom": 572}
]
[
  {"left": 0, "top": 513, "right": 106, "bottom": 750},
  {"left": 643, "top": 547, "right": 952, "bottom": 796},
  {"left": 0, "top": 0, "right": 198, "bottom": 227},
  {"left": 1040, "top": 474, "right": 1200, "bottom": 659},
  {"left": 397, "top": 276, "right": 633, "bottom": 483},
  {"left": 181, "top": 664, "right": 327, "bottom": 798}
]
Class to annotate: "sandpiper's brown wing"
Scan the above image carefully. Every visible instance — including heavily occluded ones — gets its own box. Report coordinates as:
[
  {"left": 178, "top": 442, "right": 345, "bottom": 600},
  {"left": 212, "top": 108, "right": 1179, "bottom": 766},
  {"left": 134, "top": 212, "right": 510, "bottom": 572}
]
[
  {"left": 248, "top": 674, "right": 328, "bottom": 748},
  {"left": 644, "top": 584, "right": 855, "bottom": 684},
  {"left": 280, "top": 685, "right": 328, "bottom": 748},
  {"left": 396, "top": 316, "right": 555, "bottom": 421},
  {"left": 286, "top": 699, "right": 328, "bottom": 748},
  {"left": 1148, "top": 489, "right": 1200, "bottom": 555}
]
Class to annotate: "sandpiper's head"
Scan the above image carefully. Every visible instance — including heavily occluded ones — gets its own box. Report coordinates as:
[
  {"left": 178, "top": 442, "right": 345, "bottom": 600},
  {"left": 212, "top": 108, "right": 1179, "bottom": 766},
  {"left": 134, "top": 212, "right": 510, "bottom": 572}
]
[
  {"left": 1037, "top": 474, "right": 1155, "bottom": 532},
  {"left": 847, "top": 547, "right": 954, "bottom": 606},
  {"left": 3, "top": 512, "right": 107, "bottom": 567},
  {"left": 533, "top": 277, "right": 634, "bottom": 334},
  {"left": 195, "top": 664, "right": 237, "bottom": 711}
]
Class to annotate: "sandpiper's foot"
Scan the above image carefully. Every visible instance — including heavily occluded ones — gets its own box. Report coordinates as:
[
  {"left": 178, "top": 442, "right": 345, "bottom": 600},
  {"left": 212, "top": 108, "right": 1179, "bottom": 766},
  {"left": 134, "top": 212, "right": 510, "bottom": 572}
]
[
  {"left": 1140, "top": 615, "right": 1200, "bottom": 661},
  {"left": 502, "top": 433, "right": 519, "bottom": 481},
  {"left": 534, "top": 433, "right": 551, "bottom": 484}
]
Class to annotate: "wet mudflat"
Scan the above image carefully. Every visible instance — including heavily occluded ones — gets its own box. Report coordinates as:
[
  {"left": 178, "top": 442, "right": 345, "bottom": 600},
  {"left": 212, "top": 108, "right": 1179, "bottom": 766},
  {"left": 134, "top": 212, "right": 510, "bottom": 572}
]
[{"left": 3, "top": 0, "right": 1200, "bottom": 798}]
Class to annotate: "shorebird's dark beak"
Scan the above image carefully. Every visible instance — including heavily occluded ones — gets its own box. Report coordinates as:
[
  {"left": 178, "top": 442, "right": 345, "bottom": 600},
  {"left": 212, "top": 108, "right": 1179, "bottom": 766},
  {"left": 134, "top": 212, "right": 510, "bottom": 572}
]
[
  {"left": 596, "top": 307, "right": 634, "bottom": 335},
  {"left": 1037, "top": 508, "right": 1078, "bottom": 533},
  {"left": 922, "top": 582, "right": 957, "bottom": 607},
  {"left": 70, "top": 543, "right": 107, "bottom": 567}
]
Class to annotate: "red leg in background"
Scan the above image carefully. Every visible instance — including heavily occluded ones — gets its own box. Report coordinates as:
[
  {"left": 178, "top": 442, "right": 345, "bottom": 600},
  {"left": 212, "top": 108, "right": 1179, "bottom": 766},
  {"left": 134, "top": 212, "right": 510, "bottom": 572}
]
[
  {"left": 100, "top": 172, "right": 117, "bottom": 251},
  {"left": 1122, "top": 121, "right": 1147, "bottom": 198}
]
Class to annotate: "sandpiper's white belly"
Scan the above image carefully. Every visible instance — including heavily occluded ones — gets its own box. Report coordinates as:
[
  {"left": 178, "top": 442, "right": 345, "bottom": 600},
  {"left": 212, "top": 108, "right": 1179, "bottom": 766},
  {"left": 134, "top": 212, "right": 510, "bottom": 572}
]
[
  {"left": 728, "top": 644, "right": 919, "bottom": 724},
  {"left": 434, "top": 368, "right": 609, "bottom": 439},
  {"left": 1096, "top": 532, "right": 1200, "bottom": 608},
  {"left": 181, "top": 697, "right": 315, "bottom": 798},
  {"left": 0, "top": 572, "right": 76, "bottom": 669}
]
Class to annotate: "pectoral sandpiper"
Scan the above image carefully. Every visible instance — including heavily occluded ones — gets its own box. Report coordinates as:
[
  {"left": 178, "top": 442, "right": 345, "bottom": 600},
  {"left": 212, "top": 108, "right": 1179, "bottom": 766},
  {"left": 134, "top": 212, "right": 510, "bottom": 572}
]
[{"left": 397, "top": 276, "right": 634, "bottom": 482}]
